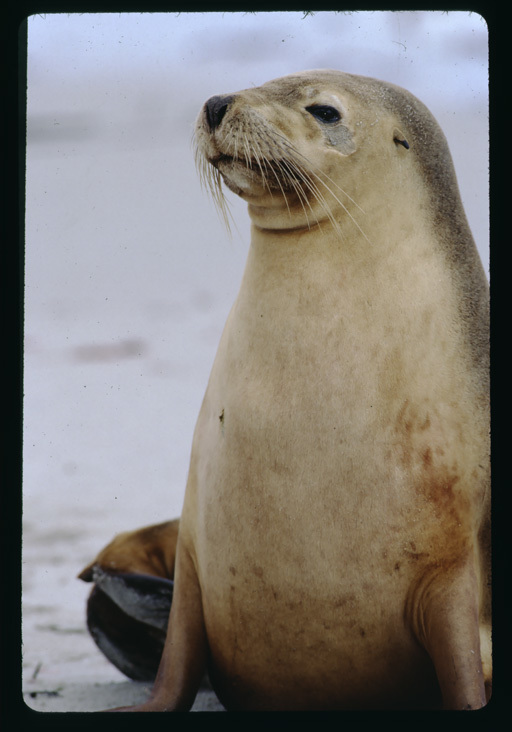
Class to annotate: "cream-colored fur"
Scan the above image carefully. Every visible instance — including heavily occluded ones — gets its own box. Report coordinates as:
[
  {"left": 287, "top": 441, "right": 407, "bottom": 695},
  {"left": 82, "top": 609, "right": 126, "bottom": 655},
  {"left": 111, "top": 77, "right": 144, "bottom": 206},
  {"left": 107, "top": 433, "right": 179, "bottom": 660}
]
[{"left": 88, "top": 71, "right": 490, "bottom": 711}]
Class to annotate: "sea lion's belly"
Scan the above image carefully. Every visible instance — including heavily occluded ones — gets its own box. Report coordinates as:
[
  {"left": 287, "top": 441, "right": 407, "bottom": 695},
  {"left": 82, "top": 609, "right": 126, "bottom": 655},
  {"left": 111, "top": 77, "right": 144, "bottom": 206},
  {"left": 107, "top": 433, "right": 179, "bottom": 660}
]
[
  {"left": 188, "top": 333, "right": 469, "bottom": 709},
  {"left": 193, "top": 388, "right": 440, "bottom": 709},
  {"left": 183, "top": 255, "right": 486, "bottom": 709}
]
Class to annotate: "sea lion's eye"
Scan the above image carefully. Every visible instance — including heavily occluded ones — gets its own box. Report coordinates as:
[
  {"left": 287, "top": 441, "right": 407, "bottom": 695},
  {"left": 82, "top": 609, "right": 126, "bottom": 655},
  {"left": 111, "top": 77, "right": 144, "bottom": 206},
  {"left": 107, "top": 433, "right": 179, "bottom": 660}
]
[{"left": 306, "top": 105, "right": 341, "bottom": 124}]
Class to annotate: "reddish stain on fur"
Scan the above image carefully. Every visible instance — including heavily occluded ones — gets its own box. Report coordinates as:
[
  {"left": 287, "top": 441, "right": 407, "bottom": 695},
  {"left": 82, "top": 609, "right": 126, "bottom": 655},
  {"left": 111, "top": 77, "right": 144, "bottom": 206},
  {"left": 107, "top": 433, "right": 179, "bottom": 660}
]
[
  {"left": 393, "top": 398, "right": 471, "bottom": 561},
  {"left": 422, "top": 447, "right": 433, "bottom": 467}
]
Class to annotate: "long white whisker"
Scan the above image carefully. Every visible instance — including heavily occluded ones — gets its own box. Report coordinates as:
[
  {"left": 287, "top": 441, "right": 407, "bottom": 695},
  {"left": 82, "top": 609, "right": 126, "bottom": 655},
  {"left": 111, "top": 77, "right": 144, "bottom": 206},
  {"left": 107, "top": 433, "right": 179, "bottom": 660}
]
[
  {"left": 306, "top": 167, "right": 371, "bottom": 244},
  {"left": 280, "top": 146, "right": 370, "bottom": 244},
  {"left": 262, "top": 157, "right": 298, "bottom": 219},
  {"left": 280, "top": 159, "right": 342, "bottom": 236},
  {"left": 251, "top": 140, "right": 273, "bottom": 196},
  {"left": 256, "top": 132, "right": 361, "bottom": 238},
  {"left": 273, "top": 131, "right": 366, "bottom": 214},
  {"left": 277, "top": 160, "right": 322, "bottom": 230},
  {"left": 194, "top": 111, "right": 369, "bottom": 243},
  {"left": 194, "top": 141, "right": 234, "bottom": 235}
]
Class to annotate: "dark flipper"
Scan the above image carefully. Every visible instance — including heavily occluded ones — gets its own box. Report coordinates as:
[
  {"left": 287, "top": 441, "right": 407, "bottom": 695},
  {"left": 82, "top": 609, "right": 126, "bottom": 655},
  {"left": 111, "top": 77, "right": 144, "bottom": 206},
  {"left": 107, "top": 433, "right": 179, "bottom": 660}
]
[
  {"left": 83, "top": 569, "right": 174, "bottom": 681},
  {"left": 91, "top": 567, "right": 174, "bottom": 631}
]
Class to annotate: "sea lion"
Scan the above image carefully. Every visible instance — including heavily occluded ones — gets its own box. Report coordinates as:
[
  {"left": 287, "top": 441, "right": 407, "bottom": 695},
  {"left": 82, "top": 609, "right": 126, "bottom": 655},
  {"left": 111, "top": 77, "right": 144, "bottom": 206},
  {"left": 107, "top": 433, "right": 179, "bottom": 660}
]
[
  {"left": 79, "top": 521, "right": 178, "bottom": 681},
  {"left": 80, "top": 70, "right": 490, "bottom": 710}
]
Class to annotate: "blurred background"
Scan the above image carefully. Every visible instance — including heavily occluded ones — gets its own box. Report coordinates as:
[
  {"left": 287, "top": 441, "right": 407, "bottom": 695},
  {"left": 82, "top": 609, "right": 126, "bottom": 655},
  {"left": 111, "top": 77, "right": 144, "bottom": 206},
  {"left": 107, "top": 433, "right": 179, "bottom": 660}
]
[{"left": 23, "top": 10, "right": 488, "bottom": 706}]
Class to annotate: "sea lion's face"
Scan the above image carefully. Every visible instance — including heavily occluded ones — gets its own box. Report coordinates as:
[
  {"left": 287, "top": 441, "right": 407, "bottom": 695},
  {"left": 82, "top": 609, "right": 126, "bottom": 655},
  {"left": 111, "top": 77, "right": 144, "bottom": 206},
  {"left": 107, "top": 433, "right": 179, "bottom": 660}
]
[
  {"left": 194, "top": 70, "right": 410, "bottom": 232},
  {"left": 196, "top": 79, "right": 357, "bottom": 195}
]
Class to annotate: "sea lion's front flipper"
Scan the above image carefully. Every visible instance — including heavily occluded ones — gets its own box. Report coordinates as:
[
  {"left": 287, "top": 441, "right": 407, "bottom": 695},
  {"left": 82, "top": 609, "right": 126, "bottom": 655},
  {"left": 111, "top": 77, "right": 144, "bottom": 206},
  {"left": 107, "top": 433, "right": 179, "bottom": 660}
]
[
  {"left": 104, "top": 533, "right": 209, "bottom": 711},
  {"left": 89, "top": 567, "right": 174, "bottom": 630},
  {"left": 84, "top": 579, "right": 169, "bottom": 680},
  {"left": 78, "top": 520, "right": 181, "bottom": 683},
  {"left": 408, "top": 559, "right": 489, "bottom": 710},
  {"left": 81, "top": 570, "right": 174, "bottom": 680}
]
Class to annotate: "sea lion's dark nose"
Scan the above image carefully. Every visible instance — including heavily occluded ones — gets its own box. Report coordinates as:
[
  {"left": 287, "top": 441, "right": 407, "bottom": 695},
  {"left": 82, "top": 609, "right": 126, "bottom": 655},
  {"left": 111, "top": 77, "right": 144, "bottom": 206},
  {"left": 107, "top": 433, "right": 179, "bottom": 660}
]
[{"left": 205, "top": 94, "right": 235, "bottom": 130}]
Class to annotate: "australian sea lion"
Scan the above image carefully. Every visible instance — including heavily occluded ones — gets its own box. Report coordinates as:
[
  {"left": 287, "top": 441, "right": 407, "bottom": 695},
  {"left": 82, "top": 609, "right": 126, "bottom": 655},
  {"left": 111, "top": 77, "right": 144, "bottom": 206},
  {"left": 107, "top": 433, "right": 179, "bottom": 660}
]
[
  {"left": 79, "top": 521, "right": 178, "bottom": 681},
  {"left": 80, "top": 70, "right": 490, "bottom": 710}
]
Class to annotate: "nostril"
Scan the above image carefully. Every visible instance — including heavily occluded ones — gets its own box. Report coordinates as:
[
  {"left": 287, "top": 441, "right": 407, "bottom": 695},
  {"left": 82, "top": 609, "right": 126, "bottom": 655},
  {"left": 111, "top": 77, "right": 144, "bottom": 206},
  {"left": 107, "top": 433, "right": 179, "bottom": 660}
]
[{"left": 205, "top": 94, "right": 235, "bottom": 131}]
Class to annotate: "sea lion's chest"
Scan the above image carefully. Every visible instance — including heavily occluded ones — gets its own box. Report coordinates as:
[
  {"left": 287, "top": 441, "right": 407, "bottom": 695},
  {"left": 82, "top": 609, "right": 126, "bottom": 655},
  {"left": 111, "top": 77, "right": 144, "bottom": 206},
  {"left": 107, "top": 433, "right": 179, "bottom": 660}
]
[
  {"left": 192, "top": 235, "right": 476, "bottom": 559},
  {"left": 185, "top": 238, "right": 482, "bottom": 708}
]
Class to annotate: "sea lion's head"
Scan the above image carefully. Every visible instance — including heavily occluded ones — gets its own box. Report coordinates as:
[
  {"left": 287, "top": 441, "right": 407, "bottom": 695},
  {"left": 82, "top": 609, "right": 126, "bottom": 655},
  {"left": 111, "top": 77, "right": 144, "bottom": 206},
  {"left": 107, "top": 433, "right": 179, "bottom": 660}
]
[{"left": 194, "top": 70, "right": 415, "bottom": 234}]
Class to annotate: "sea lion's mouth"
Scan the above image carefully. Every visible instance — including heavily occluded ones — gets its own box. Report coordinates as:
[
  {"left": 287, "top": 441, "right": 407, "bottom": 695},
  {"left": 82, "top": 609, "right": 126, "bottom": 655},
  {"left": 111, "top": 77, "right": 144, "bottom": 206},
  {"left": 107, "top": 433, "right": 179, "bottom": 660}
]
[
  {"left": 209, "top": 154, "right": 262, "bottom": 174},
  {"left": 209, "top": 153, "right": 234, "bottom": 167},
  {"left": 209, "top": 153, "right": 302, "bottom": 189},
  {"left": 209, "top": 154, "right": 274, "bottom": 196},
  {"left": 196, "top": 129, "right": 354, "bottom": 236}
]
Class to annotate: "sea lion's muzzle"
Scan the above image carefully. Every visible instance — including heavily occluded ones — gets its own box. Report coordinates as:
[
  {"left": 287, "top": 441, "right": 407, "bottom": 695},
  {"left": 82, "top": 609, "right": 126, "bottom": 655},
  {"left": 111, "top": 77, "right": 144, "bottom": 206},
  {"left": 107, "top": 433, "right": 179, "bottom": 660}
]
[{"left": 204, "top": 94, "right": 235, "bottom": 131}]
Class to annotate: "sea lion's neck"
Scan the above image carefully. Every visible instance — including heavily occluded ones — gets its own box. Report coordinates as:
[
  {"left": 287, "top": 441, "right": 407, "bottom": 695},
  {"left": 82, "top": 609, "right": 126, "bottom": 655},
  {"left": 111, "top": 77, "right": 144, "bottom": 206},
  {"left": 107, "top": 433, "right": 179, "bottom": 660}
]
[
  {"left": 248, "top": 220, "right": 338, "bottom": 273},
  {"left": 238, "top": 221, "right": 361, "bottom": 319},
  {"left": 245, "top": 203, "right": 378, "bottom": 277},
  {"left": 239, "top": 194, "right": 445, "bottom": 325},
  {"left": 246, "top": 197, "right": 346, "bottom": 239}
]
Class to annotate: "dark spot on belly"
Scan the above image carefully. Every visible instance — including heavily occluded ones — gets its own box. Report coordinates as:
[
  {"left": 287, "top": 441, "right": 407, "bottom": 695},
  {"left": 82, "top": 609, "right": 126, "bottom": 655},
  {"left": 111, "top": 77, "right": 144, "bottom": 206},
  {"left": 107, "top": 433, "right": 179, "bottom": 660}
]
[
  {"left": 334, "top": 594, "right": 355, "bottom": 609},
  {"left": 403, "top": 550, "right": 429, "bottom": 562},
  {"left": 422, "top": 447, "right": 433, "bottom": 467},
  {"left": 403, "top": 540, "right": 429, "bottom": 563}
]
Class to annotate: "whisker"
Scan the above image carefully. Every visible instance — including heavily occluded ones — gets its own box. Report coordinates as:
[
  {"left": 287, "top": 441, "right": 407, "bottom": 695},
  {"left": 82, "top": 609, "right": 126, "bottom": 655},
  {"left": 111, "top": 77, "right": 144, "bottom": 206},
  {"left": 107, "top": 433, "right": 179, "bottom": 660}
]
[
  {"left": 255, "top": 131, "right": 359, "bottom": 238},
  {"left": 277, "top": 161, "right": 321, "bottom": 230},
  {"left": 273, "top": 131, "right": 366, "bottom": 214},
  {"left": 194, "top": 142, "right": 234, "bottom": 235},
  {"left": 280, "top": 144, "right": 370, "bottom": 244},
  {"left": 280, "top": 159, "right": 341, "bottom": 236},
  {"left": 194, "top": 113, "right": 369, "bottom": 243},
  {"left": 264, "top": 157, "right": 295, "bottom": 219}
]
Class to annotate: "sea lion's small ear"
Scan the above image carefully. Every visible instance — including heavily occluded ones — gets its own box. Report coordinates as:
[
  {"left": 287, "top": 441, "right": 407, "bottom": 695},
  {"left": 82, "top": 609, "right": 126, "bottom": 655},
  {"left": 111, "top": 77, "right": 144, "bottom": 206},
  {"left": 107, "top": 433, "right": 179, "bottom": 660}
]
[{"left": 393, "top": 128, "right": 410, "bottom": 149}]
